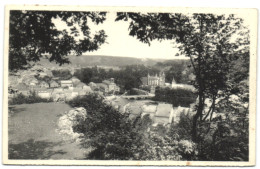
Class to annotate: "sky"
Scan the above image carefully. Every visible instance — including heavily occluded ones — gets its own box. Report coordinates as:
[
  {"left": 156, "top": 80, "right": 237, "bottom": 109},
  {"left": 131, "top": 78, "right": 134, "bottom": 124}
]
[
  {"left": 54, "top": 12, "right": 186, "bottom": 60},
  {"left": 86, "top": 12, "right": 185, "bottom": 60},
  {"left": 53, "top": 11, "right": 250, "bottom": 60}
]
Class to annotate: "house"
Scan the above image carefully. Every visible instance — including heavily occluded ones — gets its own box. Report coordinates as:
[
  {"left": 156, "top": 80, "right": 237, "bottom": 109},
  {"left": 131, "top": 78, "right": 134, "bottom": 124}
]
[
  {"left": 89, "top": 82, "right": 98, "bottom": 90},
  {"left": 32, "top": 87, "right": 46, "bottom": 92},
  {"left": 46, "top": 70, "right": 53, "bottom": 77},
  {"left": 97, "top": 83, "right": 109, "bottom": 94},
  {"left": 71, "top": 76, "right": 81, "bottom": 84},
  {"left": 38, "top": 72, "right": 48, "bottom": 78},
  {"left": 105, "top": 96, "right": 131, "bottom": 113},
  {"left": 68, "top": 86, "right": 74, "bottom": 90},
  {"left": 49, "top": 80, "right": 59, "bottom": 88},
  {"left": 75, "top": 82, "right": 87, "bottom": 89},
  {"left": 60, "top": 80, "right": 73, "bottom": 87},
  {"left": 63, "top": 89, "right": 73, "bottom": 100},
  {"left": 154, "top": 103, "right": 174, "bottom": 124},
  {"left": 53, "top": 93, "right": 66, "bottom": 102},
  {"left": 39, "top": 81, "right": 49, "bottom": 88},
  {"left": 28, "top": 78, "right": 39, "bottom": 87},
  {"left": 82, "top": 85, "right": 92, "bottom": 94},
  {"left": 52, "top": 88, "right": 65, "bottom": 102},
  {"left": 72, "top": 88, "right": 81, "bottom": 97},
  {"left": 52, "top": 77, "right": 60, "bottom": 81},
  {"left": 37, "top": 89, "right": 53, "bottom": 99},
  {"left": 95, "top": 78, "right": 120, "bottom": 94},
  {"left": 53, "top": 87, "right": 64, "bottom": 93},
  {"left": 125, "top": 103, "right": 143, "bottom": 119},
  {"left": 16, "top": 83, "right": 30, "bottom": 96},
  {"left": 102, "top": 78, "right": 120, "bottom": 92}
]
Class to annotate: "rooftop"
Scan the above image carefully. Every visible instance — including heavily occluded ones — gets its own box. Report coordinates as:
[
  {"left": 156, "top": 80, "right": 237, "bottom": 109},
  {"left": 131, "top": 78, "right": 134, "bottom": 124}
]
[
  {"left": 60, "top": 80, "right": 73, "bottom": 84},
  {"left": 155, "top": 103, "right": 173, "bottom": 117}
]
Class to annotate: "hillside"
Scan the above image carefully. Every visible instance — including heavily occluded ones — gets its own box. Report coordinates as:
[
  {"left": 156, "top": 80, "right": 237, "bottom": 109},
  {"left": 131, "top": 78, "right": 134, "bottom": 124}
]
[{"left": 36, "top": 55, "right": 189, "bottom": 69}]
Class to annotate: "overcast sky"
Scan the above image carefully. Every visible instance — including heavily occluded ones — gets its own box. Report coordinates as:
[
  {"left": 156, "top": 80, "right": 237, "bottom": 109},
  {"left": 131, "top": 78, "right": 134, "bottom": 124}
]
[
  {"left": 54, "top": 12, "right": 250, "bottom": 60},
  {"left": 54, "top": 12, "right": 186, "bottom": 60},
  {"left": 87, "top": 12, "right": 186, "bottom": 60}
]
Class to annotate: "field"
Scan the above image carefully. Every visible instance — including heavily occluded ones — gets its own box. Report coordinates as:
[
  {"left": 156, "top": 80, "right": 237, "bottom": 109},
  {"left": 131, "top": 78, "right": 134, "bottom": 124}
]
[{"left": 8, "top": 103, "right": 88, "bottom": 160}]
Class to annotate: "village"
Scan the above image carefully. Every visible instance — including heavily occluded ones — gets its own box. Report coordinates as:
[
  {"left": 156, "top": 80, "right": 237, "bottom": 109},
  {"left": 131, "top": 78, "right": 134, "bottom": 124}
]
[
  {"left": 8, "top": 66, "right": 120, "bottom": 102},
  {"left": 8, "top": 63, "right": 197, "bottom": 128},
  {"left": 5, "top": 8, "right": 252, "bottom": 162}
]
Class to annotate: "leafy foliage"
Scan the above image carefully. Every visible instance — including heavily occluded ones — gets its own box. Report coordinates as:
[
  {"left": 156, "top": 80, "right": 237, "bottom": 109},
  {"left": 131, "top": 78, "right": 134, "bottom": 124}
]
[
  {"left": 9, "top": 10, "right": 107, "bottom": 71},
  {"left": 153, "top": 87, "right": 197, "bottom": 107},
  {"left": 116, "top": 12, "right": 249, "bottom": 142},
  {"left": 67, "top": 94, "right": 200, "bottom": 160},
  {"left": 52, "top": 69, "right": 72, "bottom": 80}
]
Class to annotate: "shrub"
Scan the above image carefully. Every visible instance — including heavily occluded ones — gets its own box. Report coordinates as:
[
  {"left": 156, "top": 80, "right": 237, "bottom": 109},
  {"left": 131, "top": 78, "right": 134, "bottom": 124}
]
[
  {"left": 9, "top": 92, "right": 53, "bottom": 105},
  {"left": 67, "top": 94, "right": 184, "bottom": 160},
  {"left": 153, "top": 87, "right": 197, "bottom": 107}
]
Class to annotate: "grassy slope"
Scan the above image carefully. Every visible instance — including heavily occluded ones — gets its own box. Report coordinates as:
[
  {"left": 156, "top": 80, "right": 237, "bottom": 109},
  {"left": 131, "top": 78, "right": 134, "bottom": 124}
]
[{"left": 8, "top": 103, "right": 88, "bottom": 160}]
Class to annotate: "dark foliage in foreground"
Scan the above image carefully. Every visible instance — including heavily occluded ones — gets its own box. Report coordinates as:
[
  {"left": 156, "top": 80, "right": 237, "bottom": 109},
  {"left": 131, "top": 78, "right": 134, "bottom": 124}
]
[
  {"left": 67, "top": 94, "right": 196, "bottom": 160},
  {"left": 67, "top": 94, "right": 249, "bottom": 161},
  {"left": 9, "top": 11, "right": 107, "bottom": 71}
]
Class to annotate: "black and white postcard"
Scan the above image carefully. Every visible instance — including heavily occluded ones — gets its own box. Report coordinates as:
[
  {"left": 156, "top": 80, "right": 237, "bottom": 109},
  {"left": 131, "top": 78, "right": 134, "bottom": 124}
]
[{"left": 3, "top": 5, "right": 257, "bottom": 166}]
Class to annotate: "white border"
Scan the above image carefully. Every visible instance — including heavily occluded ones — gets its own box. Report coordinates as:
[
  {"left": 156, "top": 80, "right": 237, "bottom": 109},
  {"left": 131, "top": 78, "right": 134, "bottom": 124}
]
[{"left": 1, "top": 4, "right": 258, "bottom": 167}]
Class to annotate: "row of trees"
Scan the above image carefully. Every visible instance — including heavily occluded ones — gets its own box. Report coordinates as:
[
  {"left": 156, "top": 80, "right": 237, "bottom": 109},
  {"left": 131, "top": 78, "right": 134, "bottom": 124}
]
[
  {"left": 74, "top": 65, "right": 160, "bottom": 91},
  {"left": 153, "top": 87, "right": 197, "bottom": 107}
]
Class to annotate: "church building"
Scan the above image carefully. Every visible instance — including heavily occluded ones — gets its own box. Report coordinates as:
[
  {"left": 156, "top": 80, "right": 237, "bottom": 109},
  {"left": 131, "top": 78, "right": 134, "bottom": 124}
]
[{"left": 141, "top": 72, "right": 165, "bottom": 87}]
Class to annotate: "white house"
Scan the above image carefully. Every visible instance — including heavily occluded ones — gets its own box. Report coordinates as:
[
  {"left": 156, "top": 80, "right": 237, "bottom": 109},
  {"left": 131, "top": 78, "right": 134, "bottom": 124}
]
[
  {"left": 28, "top": 79, "right": 39, "bottom": 86},
  {"left": 49, "top": 80, "right": 59, "bottom": 88},
  {"left": 60, "top": 80, "right": 73, "bottom": 87},
  {"left": 71, "top": 77, "right": 81, "bottom": 84},
  {"left": 35, "top": 88, "right": 53, "bottom": 99},
  {"left": 154, "top": 103, "right": 174, "bottom": 124}
]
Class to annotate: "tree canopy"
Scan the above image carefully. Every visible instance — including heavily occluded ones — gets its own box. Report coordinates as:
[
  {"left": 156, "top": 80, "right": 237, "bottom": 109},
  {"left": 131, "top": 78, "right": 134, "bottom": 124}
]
[
  {"left": 116, "top": 12, "right": 250, "bottom": 141},
  {"left": 9, "top": 10, "right": 107, "bottom": 71}
]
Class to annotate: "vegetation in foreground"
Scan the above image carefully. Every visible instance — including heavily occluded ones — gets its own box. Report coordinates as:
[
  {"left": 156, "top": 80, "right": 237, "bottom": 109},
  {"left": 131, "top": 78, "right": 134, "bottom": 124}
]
[{"left": 67, "top": 94, "right": 248, "bottom": 161}]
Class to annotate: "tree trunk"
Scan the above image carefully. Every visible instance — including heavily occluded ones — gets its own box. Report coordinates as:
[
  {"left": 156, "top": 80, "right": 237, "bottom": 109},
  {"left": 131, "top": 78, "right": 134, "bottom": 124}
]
[{"left": 192, "top": 92, "right": 204, "bottom": 142}]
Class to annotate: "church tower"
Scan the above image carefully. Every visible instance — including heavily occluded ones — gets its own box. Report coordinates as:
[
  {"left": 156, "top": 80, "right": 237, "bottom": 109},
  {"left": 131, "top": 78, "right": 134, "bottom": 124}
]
[{"left": 159, "top": 72, "right": 165, "bottom": 86}]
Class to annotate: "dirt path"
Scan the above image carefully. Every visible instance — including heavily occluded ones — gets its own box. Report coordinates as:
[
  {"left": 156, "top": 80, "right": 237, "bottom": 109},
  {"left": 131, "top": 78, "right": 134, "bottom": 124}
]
[{"left": 8, "top": 103, "right": 88, "bottom": 159}]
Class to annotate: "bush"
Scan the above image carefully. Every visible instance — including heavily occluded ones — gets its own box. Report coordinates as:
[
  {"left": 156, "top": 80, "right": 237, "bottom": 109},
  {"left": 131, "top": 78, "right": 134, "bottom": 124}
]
[
  {"left": 9, "top": 92, "right": 53, "bottom": 105},
  {"left": 52, "top": 69, "right": 72, "bottom": 80},
  {"left": 153, "top": 87, "right": 197, "bottom": 107},
  {"left": 168, "top": 111, "right": 193, "bottom": 140},
  {"left": 67, "top": 94, "right": 184, "bottom": 160}
]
